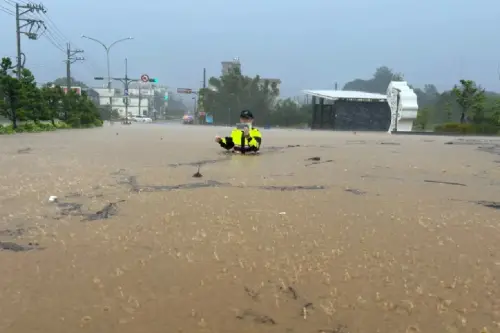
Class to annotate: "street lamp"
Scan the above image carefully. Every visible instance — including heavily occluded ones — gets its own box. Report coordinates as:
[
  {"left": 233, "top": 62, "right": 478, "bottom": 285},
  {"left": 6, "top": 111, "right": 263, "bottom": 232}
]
[{"left": 81, "top": 35, "right": 133, "bottom": 113}]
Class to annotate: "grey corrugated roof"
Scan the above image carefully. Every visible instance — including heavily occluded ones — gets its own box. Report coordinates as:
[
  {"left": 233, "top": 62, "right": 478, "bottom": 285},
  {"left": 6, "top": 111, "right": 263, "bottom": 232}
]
[{"left": 303, "top": 90, "right": 387, "bottom": 101}]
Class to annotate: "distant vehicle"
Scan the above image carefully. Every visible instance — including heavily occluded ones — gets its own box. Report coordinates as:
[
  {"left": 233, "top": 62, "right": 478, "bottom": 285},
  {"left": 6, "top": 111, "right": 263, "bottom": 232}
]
[
  {"left": 182, "top": 115, "right": 194, "bottom": 124},
  {"left": 131, "top": 115, "right": 152, "bottom": 123}
]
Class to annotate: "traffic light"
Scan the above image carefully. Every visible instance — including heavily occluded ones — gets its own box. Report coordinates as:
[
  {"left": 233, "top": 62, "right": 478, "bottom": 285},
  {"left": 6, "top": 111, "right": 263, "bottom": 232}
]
[
  {"left": 164, "top": 94, "right": 169, "bottom": 101},
  {"left": 149, "top": 78, "right": 157, "bottom": 83},
  {"left": 94, "top": 77, "right": 104, "bottom": 80}
]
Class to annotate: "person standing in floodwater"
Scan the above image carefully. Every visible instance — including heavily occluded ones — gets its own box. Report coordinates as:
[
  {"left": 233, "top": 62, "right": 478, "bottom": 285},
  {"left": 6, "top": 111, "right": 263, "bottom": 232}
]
[{"left": 215, "top": 110, "right": 262, "bottom": 154}]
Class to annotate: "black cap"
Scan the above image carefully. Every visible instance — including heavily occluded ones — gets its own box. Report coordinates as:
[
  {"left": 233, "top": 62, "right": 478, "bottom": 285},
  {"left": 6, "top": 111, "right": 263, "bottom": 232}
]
[{"left": 240, "top": 109, "right": 254, "bottom": 119}]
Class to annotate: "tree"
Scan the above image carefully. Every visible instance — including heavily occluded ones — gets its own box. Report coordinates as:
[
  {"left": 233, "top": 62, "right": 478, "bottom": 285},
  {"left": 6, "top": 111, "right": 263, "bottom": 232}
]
[
  {"left": 203, "top": 67, "right": 279, "bottom": 126},
  {"left": 452, "top": 80, "right": 486, "bottom": 124},
  {"left": 47, "top": 77, "right": 88, "bottom": 88},
  {"left": 444, "top": 101, "right": 453, "bottom": 122},
  {"left": 414, "top": 107, "right": 430, "bottom": 130},
  {"left": 98, "top": 104, "right": 120, "bottom": 121},
  {"left": 18, "top": 68, "right": 45, "bottom": 123},
  {"left": 40, "top": 85, "right": 63, "bottom": 125},
  {"left": 342, "top": 66, "right": 404, "bottom": 94},
  {"left": 0, "top": 58, "right": 21, "bottom": 128},
  {"left": 0, "top": 57, "right": 103, "bottom": 132},
  {"left": 270, "top": 98, "right": 310, "bottom": 127}
]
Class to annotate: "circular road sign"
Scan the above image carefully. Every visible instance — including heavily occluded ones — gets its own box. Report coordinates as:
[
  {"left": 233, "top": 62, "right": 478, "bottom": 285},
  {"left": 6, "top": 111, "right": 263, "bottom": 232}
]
[{"left": 140, "top": 74, "right": 149, "bottom": 83}]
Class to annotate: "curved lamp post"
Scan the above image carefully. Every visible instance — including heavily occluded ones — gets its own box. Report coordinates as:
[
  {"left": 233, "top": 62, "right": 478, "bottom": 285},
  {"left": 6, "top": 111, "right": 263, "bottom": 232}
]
[{"left": 81, "top": 35, "right": 133, "bottom": 115}]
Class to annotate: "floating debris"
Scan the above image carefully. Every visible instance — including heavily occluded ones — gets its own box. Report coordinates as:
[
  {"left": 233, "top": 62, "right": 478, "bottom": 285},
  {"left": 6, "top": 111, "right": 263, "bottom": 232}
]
[
  {"left": 475, "top": 201, "right": 500, "bottom": 210},
  {"left": 192, "top": 165, "right": 203, "bottom": 178},
  {"left": 17, "top": 147, "right": 32, "bottom": 154},
  {"left": 83, "top": 202, "right": 121, "bottom": 221},
  {"left": 258, "top": 185, "right": 326, "bottom": 191},
  {"left": 345, "top": 188, "right": 366, "bottom": 195},
  {"left": 424, "top": 180, "right": 466, "bottom": 187},
  {"left": 0, "top": 241, "right": 36, "bottom": 252},
  {"left": 236, "top": 309, "right": 276, "bottom": 325}
]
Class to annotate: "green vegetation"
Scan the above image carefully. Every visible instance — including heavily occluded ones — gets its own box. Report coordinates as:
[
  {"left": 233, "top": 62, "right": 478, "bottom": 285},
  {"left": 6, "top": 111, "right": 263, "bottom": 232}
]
[
  {"left": 200, "top": 65, "right": 499, "bottom": 133},
  {"left": 0, "top": 57, "right": 103, "bottom": 135},
  {"left": 413, "top": 80, "right": 500, "bottom": 134},
  {"left": 201, "top": 66, "right": 310, "bottom": 127}
]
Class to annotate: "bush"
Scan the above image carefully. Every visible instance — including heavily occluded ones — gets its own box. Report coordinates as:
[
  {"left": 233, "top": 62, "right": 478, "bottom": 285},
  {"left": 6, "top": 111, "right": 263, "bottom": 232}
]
[
  {"left": 55, "top": 121, "right": 72, "bottom": 129},
  {"left": 93, "top": 119, "right": 103, "bottom": 127},
  {"left": 434, "top": 122, "right": 500, "bottom": 135},
  {"left": 0, "top": 124, "right": 15, "bottom": 135},
  {"left": 0, "top": 122, "right": 68, "bottom": 134}
]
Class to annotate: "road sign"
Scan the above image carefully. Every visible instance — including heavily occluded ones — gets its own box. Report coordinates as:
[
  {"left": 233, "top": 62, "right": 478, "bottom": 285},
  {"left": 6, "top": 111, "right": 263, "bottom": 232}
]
[
  {"left": 124, "top": 89, "right": 129, "bottom": 96},
  {"left": 140, "top": 74, "right": 149, "bottom": 83},
  {"left": 177, "top": 88, "right": 192, "bottom": 94}
]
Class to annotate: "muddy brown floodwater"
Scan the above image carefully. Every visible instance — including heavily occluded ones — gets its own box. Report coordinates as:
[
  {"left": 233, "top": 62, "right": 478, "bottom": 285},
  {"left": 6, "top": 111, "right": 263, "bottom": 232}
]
[{"left": 0, "top": 124, "right": 499, "bottom": 333}]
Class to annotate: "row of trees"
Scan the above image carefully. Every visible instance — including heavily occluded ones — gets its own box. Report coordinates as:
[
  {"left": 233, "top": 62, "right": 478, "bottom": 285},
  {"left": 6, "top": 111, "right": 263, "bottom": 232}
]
[
  {"left": 0, "top": 57, "right": 102, "bottom": 133},
  {"left": 201, "top": 66, "right": 281, "bottom": 126},
  {"left": 199, "top": 65, "right": 499, "bottom": 133},
  {"left": 199, "top": 66, "right": 310, "bottom": 127},
  {"left": 413, "top": 80, "right": 500, "bottom": 132}
]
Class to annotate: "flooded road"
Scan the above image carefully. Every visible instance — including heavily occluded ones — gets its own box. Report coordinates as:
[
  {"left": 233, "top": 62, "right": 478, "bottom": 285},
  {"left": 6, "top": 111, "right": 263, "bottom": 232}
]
[{"left": 0, "top": 124, "right": 499, "bottom": 333}]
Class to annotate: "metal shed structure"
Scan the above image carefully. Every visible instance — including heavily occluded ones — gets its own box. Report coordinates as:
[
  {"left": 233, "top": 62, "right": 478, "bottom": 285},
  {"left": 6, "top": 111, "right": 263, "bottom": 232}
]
[{"left": 303, "top": 90, "right": 391, "bottom": 131}]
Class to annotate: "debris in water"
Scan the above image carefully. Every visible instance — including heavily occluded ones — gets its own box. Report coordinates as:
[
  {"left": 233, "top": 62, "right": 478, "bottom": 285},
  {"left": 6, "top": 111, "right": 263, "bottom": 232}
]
[
  {"left": 0, "top": 241, "right": 36, "bottom": 252},
  {"left": 258, "top": 185, "right": 326, "bottom": 191},
  {"left": 474, "top": 201, "right": 500, "bottom": 210},
  {"left": 236, "top": 309, "right": 276, "bottom": 325},
  {"left": 192, "top": 165, "right": 203, "bottom": 178},
  {"left": 345, "top": 188, "right": 366, "bottom": 195},
  {"left": 83, "top": 201, "right": 124, "bottom": 221},
  {"left": 57, "top": 202, "right": 83, "bottom": 216},
  {"left": 244, "top": 286, "right": 260, "bottom": 301},
  {"left": 279, "top": 285, "right": 299, "bottom": 300},
  {"left": 17, "top": 147, "right": 32, "bottom": 154},
  {"left": 424, "top": 180, "right": 466, "bottom": 186}
]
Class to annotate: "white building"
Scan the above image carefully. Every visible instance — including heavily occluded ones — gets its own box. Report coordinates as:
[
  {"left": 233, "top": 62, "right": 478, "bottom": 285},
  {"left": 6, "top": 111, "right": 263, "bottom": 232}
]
[
  {"left": 221, "top": 58, "right": 241, "bottom": 76},
  {"left": 92, "top": 82, "right": 168, "bottom": 118}
]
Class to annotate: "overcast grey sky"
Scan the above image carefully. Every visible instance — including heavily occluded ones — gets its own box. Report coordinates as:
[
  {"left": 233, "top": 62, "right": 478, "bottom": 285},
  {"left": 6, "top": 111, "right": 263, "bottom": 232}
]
[{"left": 1, "top": 0, "right": 499, "bottom": 96}]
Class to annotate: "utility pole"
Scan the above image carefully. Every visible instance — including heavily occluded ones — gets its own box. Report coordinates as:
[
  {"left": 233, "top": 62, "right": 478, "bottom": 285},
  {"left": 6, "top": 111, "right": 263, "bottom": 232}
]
[
  {"left": 109, "top": 58, "right": 137, "bottom": 123},
  {"left": 15, "top": 2, "right": 46, "bottom": 78},
  {"left": 203, "top": 68, "right": 206, "bottom": 89},
  {"left": 93, "top": 61, "right": 157, "bottom": 123},
  {"left": 65, "top": 43, "right": 84, "bottom": 92},
  {"left": 138, "top": 84, "right": 142, "bottom": 116}
]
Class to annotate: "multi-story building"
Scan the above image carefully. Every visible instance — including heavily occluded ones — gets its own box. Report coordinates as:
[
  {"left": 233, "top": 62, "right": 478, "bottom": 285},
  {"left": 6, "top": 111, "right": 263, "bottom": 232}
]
[
  {"left": 92, "top": 82, "right": 168, "bottom": 118},
  {"left": 221, "top": 58, "right": 241, "bottom": 76}
]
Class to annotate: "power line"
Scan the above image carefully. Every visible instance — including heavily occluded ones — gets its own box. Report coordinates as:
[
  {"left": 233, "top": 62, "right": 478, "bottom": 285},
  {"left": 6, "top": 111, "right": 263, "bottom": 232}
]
[
  {"left": 13, "top": 2, "right": 46, "bottom": 78},
  {"left": 0, "top": 4, "right": 14, "bottom": 14},
  {"left": 30, "top": 8, "right": 104, "bottom": 77}
]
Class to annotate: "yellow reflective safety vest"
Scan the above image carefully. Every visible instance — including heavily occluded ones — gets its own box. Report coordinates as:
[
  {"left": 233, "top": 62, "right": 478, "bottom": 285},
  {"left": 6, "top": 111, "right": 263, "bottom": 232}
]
[{"left": 219, "top": 127, "right": 262, "bottom": 153}]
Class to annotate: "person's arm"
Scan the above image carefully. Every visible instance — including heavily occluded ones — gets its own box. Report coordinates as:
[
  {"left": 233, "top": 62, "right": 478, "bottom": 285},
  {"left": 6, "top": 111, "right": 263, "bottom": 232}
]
[
  {"left": 246, "top": 129, "right": 262, "bottom": 150},
  {"left": 219, "top": 136, "right": 235, "bottom": 150}
]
